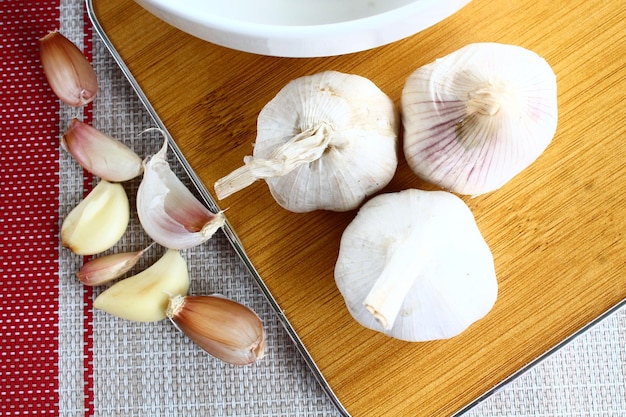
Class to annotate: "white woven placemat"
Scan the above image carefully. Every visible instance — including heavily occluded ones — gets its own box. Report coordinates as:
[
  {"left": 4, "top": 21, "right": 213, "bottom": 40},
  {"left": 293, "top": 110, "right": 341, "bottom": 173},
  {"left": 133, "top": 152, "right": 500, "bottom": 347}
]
[
  {"left": 463, "top": 304, "right": 625, "bottom": 417},
  {"left": 56, "top": 1, "right": 625, "bottom": 415},
  {"left": 57, "top": 2, "right": 340, "bottom": 415}
]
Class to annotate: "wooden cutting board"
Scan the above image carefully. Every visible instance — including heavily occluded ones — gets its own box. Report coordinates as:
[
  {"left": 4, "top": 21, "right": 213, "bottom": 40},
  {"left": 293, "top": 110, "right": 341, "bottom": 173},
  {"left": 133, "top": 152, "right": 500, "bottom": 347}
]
[{"left": 88, "top": 0, "right": 625, "bottom": 415}]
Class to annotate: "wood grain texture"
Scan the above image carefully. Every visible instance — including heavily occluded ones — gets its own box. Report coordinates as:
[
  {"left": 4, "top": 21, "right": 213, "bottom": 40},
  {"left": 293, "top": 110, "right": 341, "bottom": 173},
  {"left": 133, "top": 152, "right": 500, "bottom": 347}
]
[{"left": 90, "top": 0, "right": 625, "bottom": 415}]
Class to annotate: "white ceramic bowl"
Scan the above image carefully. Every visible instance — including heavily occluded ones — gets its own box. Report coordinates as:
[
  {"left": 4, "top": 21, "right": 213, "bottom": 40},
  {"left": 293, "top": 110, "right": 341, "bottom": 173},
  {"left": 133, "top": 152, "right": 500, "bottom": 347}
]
[{"left": 134, "top": 0, "right": 471, "bottom": 58}]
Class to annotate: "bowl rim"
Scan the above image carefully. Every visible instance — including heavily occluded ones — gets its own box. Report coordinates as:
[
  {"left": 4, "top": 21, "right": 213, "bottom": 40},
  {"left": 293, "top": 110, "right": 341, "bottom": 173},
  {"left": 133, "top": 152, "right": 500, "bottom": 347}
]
[{"left": 135, "top": 0, "right": 472, "bottom": 57}]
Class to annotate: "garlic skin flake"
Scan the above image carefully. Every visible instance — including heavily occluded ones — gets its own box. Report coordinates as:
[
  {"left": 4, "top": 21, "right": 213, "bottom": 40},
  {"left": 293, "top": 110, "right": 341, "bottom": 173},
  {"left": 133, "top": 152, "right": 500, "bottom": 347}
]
[
  {"left": 137, "top": 139, "right": 225, "bottom": 249},
  {"left": 167, "top": 294, "right": 265, "bottom": 366},
  {"left": 334, "top": 189, "right": 497, "bottom": 342},
  {"left": 401, "top": 43, "right": 558, "bottom": 196},
  {"left": 94, "top": 249, "right": 190, "bottom": 322},
  {"left": 77, "top": 243, "right": 153, "bottom": 286},
  {"left": 62, "top": 119, "right": 143, "bottom": 182},
  {"left": 39, "top": 30, "right": 98, "bottom": 107},
  {"left": 61, "top": 180, "right": 130, "bottom": 255},
  {"left": 215, "top": 70, "right": 398, "bottom": 212}
]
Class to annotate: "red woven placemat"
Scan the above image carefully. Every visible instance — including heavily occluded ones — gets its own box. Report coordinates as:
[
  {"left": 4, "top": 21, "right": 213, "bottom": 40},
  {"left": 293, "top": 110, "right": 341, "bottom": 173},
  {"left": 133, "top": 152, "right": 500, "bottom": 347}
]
[{"left": 0, "top": 2, "right": 61, "bottom": 415}]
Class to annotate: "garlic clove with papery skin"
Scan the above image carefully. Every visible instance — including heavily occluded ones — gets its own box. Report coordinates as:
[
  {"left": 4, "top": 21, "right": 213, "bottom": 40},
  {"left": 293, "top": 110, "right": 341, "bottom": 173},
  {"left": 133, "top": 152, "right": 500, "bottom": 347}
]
[
  {"left": 137, "top": 137, "right": 225, "bottom": 250},
  {"left": 167, "top": 294, "right": 265, "bottom": 365},
  {"left": 62, "top": 119, "right": 143, "bottom": 182},
  {"left": 401, "top": 42, "right": 558, "bottom": 196},
  {"left": 77, "top": 243, "right": 154, "bottom": 286},
  {"left": 39, "top": 30, "right": 98, "bottom": 107},
  {"left": 61, "top": 180, "right": 130, "bottom": 256},
  {"left": 93, "top": 249, "right": 190, "bottom": 322},
  {"left": 215, "top": 70, "right": 398, "bottom": 213},
  {"left": 334, "top": 189, "right": 497, "bottom": 342}
]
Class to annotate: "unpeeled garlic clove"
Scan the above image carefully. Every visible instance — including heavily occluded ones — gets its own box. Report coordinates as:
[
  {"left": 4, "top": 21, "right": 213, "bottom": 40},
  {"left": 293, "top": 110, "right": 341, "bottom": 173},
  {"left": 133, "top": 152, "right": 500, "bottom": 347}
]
[
  {"left": 77, "top": 243, "right": 154, "bottom": 286},
  {"left": 62, "top": 118, "right": 143, "bottom": 182},
  {"left": 61, "top": 180, "right": 129, "bottom": 255},
  {"left": 167, "top": 294, "right": 265, "bottom": 365},
  {"left": 137, "top": 138, "right": 225, "bottom": 250},
  {"left": 39, "top": 30, "right": 98, "bottom": 107},
  {"left": 401, "top": 42, "right": 558, "bottom": 196},
  {"left": 94, "top": 249, "right": 190, "bottom": 322}
]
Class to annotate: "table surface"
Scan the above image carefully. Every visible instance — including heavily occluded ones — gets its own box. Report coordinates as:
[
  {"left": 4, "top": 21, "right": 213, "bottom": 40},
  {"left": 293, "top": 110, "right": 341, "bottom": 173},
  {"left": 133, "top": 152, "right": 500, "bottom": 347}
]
[
  {"left": 89, "top": 0, "right": 626, "bottom": 415},
  {"left": 1, "top": 0, "right": 625, "bottom": 416}
]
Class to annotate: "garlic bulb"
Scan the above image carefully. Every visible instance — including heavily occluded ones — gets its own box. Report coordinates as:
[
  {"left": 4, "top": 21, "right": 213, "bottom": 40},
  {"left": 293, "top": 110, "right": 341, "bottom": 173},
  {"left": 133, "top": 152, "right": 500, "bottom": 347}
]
[
  {"left": 39, "top": 30, "right": 98, "bottom": 107},
  {"left": 401, "top": 43, "right": 558, "bottom": 196},
  {"left": 94, "top": 249, "right": 190, "bottom": 322},
  {"left": 167, "top": 294, "right": 265, "bottom": 365},
  {"left": 334, "top": 189, "right": 497, "bottom": 342},
  {"left": 62, "top": 118, "right": 143, "bottom": 182},
  {"left": 77, "top": 243, "right": 153, "bottom": 286},
  {"left": 61, "top": 180, "right": 130, "bottom": 255},
  {"left": 137, "top": 138, "right": 225, "bottom": 249},
  {"left": 215, "top": 70, "right": 398, "bottom": 212}
]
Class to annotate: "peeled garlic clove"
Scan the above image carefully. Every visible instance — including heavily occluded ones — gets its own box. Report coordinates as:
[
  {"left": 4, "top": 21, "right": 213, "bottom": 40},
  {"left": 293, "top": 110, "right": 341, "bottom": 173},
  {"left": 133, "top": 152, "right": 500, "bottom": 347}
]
[
  {"left": 137, "top": 138, "right": 225, "bottom": 249},
  {"left": 39, "top": 30, "right": 98, "bottom": 107},
  {"left": 401, "top": 43, "right": 558, "bottom": 196},
  {"left": 215, "top": 70, "right": 398, "bottom": 213},
  {"left": 94, "top": 249, "right": 190, "bottom": 322},
  {"left": 77, "top": 243, "right": 154, "bottom": 286},
  {"left": 62, "top": 118, "right": 143, "bottom": 182},
  {"left": 167, "top": 294, "right": 265, "bottom": 365},
  {"left": 335, "top": 189, "right": 497, "bottom": 342},
  {"left": 61, "top": 180, "right": 129, "bottom": 255}
]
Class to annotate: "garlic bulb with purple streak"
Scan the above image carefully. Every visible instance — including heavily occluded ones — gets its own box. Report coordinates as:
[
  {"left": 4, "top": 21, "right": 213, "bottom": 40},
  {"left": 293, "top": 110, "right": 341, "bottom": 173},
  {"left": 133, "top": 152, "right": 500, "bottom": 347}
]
[{"left": 401, "top": 43, "right": 558, "bottom": 196}]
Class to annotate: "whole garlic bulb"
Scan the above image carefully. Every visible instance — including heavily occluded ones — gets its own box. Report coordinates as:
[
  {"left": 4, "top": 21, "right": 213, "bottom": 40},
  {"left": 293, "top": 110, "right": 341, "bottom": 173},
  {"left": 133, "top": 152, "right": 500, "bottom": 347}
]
[
  {"left": 215, "top": 70, "right": 398, "bottom": 212},
  {"left": 401, "top": 43, "right": 558, "bottom": 196},
  {"left": 334, "top": 189, "right": 497, "bottom": 342}
]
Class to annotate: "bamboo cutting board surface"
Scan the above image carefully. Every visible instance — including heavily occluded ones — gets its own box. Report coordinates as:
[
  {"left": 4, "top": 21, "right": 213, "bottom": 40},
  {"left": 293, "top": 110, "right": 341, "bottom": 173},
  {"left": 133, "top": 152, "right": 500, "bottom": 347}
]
[{"left": 89, "top": 1, "right": 625, "bottom": 415}]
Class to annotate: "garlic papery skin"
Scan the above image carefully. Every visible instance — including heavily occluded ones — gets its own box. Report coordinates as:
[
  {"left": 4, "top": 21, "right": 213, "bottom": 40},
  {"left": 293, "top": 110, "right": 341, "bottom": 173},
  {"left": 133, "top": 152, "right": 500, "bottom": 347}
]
[
  {"left": 167, "top": 294, "right": 265, "bottom": 365},
  {"left": 137, "top": 138, "right": 225, "bottom": 249},
  {"left": 77, "top": 243, "right": 154, "bottom": 286},
  {"left": 61, "top": 180, "right": 130, "bottom": 255},
  {"left": 334, "top": 189, "right": 497, "bottom": 342},
  {"left": 215, "top": 70, "right": 398, "bottom": 213},
  {"left": 93, "top": 249, "right": 190, "bottom": 322},
  {"left": 62, "top": 119, "right": 143, "bottom": 182},
  {"left": 401, "top": 43, "right": 558, "bottom": 196},
  {"left": 39, "top": 30, "right": 98, "bottom": 107}
]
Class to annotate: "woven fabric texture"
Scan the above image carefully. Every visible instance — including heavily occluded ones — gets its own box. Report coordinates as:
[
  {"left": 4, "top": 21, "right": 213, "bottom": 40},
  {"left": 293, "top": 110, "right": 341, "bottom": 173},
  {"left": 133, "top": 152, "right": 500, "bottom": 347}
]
[
  {"left": 465, "top": 306, "right": 625, "bottom": 417},
  {"left": 0, "top": 2, "right": 60, "bottom": 415},
  {"left": 55, "top": 1, "right": 340, "bottom": 416}
]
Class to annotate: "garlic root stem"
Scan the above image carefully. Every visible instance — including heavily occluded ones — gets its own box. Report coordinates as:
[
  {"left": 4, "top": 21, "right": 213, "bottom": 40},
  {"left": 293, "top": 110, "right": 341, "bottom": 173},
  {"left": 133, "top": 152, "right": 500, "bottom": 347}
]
[
  {"left": 214, "top": 165, "right": 258, "bottom": 200},
  {"left": 468, "top": 88, "right": 499, "bottom": 116},
  {"left": 363, "top": 236, "right": 427, "bottom": 331},
  {"left": 214, "top": 123, "right": 332, "bottom": 200}
]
